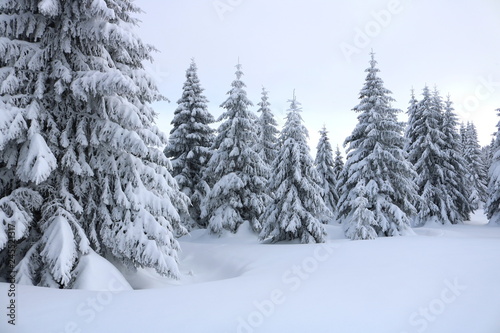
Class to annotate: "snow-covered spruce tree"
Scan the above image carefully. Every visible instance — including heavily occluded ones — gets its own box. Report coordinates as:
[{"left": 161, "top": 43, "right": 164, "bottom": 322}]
[
  {"left": 404, "top": 89, "right": 419, "bottom": 153},
  {"left": 485, "top": 109, "right": 500, "bottom": 224},
  {"left": 406, "top": 86, "right": 445, "bottom": 226},
  {"left": 441, "top": 95, "right": 472, "bottom": 221},
  {"left": 343, "top": 179, "right": 377, "bottom": 240},
  {"left": 314, "top": 126, "right": 337, "bottom": 222},
  {"left": 332, "top": 145, "right": 344, "bottom": 220},
  {"left": 333, "top": 145, "right": 344, "bottom": 180},
  {"left": 0, "top": 0, "right": 189, "bottom": 287},
  {"left": 201, "top": 63, "right": 268, "bottom": 235},
  {"left": 255, "top": 87, "right": 279, "bottom": 169},
  {"left": 406, "top": 87, "right": 468, "bottom": 225},
  {"left": 481, "top": 138, "right": 494, "bottom": 184},
  {"left": 460, "top": 123, "right": 467, "bottom": 150},
  {"left": 164, "top": 59, "right": 215, "bottom": 229},
  {"left": 260, "top": 92, "right": 327, "bottom": 243},
  {"left": 337, "top": 53, "right": 418, "bottom": 240},
  {"left": 462, "top": 122, "right": 488, "bottom": 208}
]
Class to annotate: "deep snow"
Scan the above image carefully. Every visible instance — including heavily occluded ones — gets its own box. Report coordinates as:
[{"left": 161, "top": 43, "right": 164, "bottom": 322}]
[{"left": 2, "top": 210, "right": 500, "bottom": 333}]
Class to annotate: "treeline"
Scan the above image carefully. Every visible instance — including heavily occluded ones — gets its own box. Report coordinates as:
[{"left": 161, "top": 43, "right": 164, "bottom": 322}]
[{"left": 166, "top": 54, "right": 493, "bottom": 242}]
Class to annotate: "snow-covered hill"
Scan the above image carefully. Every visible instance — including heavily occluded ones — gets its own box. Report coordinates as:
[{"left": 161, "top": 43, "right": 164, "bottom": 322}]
[{"left": 2, "top": 211, "right": 500, "bottom": 333}]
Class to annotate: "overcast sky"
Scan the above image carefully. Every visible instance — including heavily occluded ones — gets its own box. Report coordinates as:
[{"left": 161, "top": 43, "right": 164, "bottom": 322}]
[{"left": 134, "top": 0, "right": 500, "bottom": 150}]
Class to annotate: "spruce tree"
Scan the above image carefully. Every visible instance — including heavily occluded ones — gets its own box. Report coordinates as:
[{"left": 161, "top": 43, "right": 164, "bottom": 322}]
[
  {"left": 343, "top": 180, "right": 377, "bottom": 240},
  {"left": 333, "top": 146, "right": 344, "bottom": 180},
  {"left": 337, "top": 53, "right": 417, "bottom": 240},
  {"left": 406, "top": 87, "right": 469, "bottom": 225},
  {"left": 255, "top": 87, "right": 279, "bottom": 168},
  {"left": 0, "top": 0, "right": 189, "bottom": 287},
  {"left": 260, "top": 92, "right": 327, "bottom": 243},
  {"left": 481, "top": 138, "right": 494, "bottom": 185},
  {"left": 332, "top": 146, "right": 344, "bottom": 221},
  {"left": 201, "top": 63, "right": 268, "bottom": 235},
  {"left": 486, "top": 109, "right": 500, "bottom": 224},
  {"left": 462, "top": 122, "right": 488, "bottom": 208},
  {"left": 406, "top": 86, "right": 445, "bottom": 225},
  {"left": 164, "top": 59, "right": 215, "bottom": 228},
  {"left": 441, "top": 95, "right": 472, "bottom": 221},
  {"left": 314, "top": 126, "right": 337, "bottom": 222},
  {"left": 404, "top": 89, "right": 419, "bottom": 153}
]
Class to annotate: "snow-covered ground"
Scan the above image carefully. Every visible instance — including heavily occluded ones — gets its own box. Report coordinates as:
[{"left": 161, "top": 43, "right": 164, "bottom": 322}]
[{"left": 2, "top": 210, "right": 500, "bottom": 333}]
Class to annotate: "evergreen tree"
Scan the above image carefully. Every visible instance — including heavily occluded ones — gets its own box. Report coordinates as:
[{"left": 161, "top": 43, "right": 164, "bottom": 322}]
[
  {"left": 404, "top": 89, "right": 419, "bottom": 153},
  {"left": 260, "top": 92, "right": 327, "bottom": 243},
  {"left": 406, "top": 87, "right": 469, "bottom": 225},
  {"left": 164, "top": 59, "right": 215, "bottom": 228},
  {"left": 407, "top": 86, "right": 445, "bottom": 225},
  {"left": 459, "top": 123, "right": 467, "bottom": 150},
  {"left": 0, "top": 0, "right": 189, "bottom": 287},
  {"left": 333, "top": 146, "right": 344, "bottom": 180},
  {"left": 343, "top": 180, "right": 377, "bottom": 240},
  {"left": 337, "top": 53, "right": 417, "bottom": 240},
  {"left": 255, "top": 87, "right": 279, "bottom": 168},
  {"left": 201, "top": 63, "right": 267, "bottom": 235},
  {"left": 481, "top": 138, "right": 494, "bottom": 184},
  {"left": 486, "top": 109, "right": 500, "bottom": 224},
  {"left": 462, "top": 122, "right": 488, "bottom": 208},
  {"left": 314, "top": 126, "right": 337, "bottom": 222},
  {"left": 441, "top": 95, "right": 472, "bottom": 221}
]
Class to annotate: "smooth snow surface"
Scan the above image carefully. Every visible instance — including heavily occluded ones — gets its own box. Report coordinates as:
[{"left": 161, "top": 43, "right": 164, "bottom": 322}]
[{"left": 2, "top": 212, "right": 500, "bottom": 333}]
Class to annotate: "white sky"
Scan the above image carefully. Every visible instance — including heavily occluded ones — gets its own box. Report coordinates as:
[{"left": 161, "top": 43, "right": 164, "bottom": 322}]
[{"left": 134, "top": 0, "right": 500, "bottom": 150}]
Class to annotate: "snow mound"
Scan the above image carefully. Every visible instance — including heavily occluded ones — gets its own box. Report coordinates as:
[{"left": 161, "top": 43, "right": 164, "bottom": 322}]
[{"left": 72, "top": 250, "right": 132, "bottom": 291}]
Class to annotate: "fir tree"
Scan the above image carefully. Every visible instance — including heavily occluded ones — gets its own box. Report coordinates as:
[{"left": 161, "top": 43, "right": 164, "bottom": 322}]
[
  {"left": 481, "top": 138, "right": 494, "bottom": 184},
  {"left": 343, "top": 180, "right": 377, "bottom": 240},
  {"left": 164, "top": 59, "right": 215, "bottom": 228},
  {"left": 460, "top": 123, "right": 467, "bottom": 150},
  {"left": 333, "top": 145, "right": 344, "bottom": 180},
  {"left": 255, "top": 87, "right": 279, "bottom": 168},
  {"left": 314, "top": 126, "right": 337, "bottom": 222},
  {"left": 332, "top": 146, "right": 344, "bottom": 221},
  {"left": 441, "top": 95, "right": 472, "bottom": 221},
  {"left": 406, "top": 86, "right": 445, "bottom": 225},
  {"left": 406, "top": 87, "right": 469, "bottom": 225},
  {"left": 337, "top": 53, "right": 418, "bottom": 240},
  {"left": 486, "top": 109, "right": 500, "bottom": 224},
  {"left": 462, "top": 122, "right": 488, "bottom": 208},
  {"left": 201, "top": 63, "right": 268, "bottom": 235},
  {"left": 260, "top": 92, "right": 327, "bottom": 243},
  {"left": 404, "top": 89, "right": 419, "bottom": 153},
  {"left": 0, "top": 0, "right": 189, "bottom": 287}
]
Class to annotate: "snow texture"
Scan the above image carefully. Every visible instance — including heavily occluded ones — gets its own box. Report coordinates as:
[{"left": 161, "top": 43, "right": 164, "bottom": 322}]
[{"left": 1, "top": 210, "right": 499, "bottom": 333}]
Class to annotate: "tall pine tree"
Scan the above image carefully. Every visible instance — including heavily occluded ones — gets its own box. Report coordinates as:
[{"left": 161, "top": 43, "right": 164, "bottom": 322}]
[
  {"left": 314, "top": 126, "right": 337, "bottom": 222},
  {"left": 201, "top": 63, "right": 268, "bottom": 235},
  {"left": 0, "top": 0, "right": 189, "bottom": 287},
  {"left": 164, "top": 59, "right": 215, "bottom": 229},
  {"left": 337, "top": 53, "right": 418, "bottom": 240},
  {"left": 260, "top": 92, "right": 327, "bottom": 243}
]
